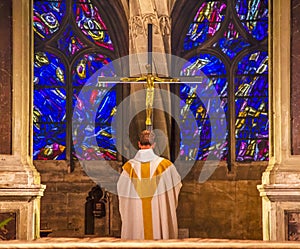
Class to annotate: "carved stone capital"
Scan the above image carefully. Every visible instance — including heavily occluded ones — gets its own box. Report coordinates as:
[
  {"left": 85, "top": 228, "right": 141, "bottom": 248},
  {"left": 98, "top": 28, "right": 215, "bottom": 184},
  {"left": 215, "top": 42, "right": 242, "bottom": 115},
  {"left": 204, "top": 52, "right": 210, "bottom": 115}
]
[{"left": 129, "top": 14, "right": 171, "bottom": 37}]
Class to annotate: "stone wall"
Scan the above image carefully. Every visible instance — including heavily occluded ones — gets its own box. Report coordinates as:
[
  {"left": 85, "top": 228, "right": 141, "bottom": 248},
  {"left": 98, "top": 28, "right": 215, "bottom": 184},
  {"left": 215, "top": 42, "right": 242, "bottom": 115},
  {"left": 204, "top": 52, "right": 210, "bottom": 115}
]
[
  {"left": 178, "top": 180, "right": 263, "bottom": 239},
  {"left": 34, "top": 161, "right": 121, "bottom": 238},
  {"left": 176, "top": 162, "right": 266, "bottom": 240},
  {"left": 35, "top": 160, "right": 266, "bottom": 240}
]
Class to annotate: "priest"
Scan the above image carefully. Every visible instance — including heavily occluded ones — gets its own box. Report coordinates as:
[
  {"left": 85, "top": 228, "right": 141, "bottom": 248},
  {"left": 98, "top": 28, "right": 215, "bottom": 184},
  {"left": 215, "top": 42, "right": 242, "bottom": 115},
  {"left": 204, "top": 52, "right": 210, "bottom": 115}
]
[{"left": 117, "top": 130, "right": 182, "bottom": 240}]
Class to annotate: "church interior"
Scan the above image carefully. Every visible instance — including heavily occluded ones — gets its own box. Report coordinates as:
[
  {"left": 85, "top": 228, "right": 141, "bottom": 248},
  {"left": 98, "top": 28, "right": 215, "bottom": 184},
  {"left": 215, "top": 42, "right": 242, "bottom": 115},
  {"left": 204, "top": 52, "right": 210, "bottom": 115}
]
[{"left": 1, "top": 0, "right": 300, "bottom": 248}]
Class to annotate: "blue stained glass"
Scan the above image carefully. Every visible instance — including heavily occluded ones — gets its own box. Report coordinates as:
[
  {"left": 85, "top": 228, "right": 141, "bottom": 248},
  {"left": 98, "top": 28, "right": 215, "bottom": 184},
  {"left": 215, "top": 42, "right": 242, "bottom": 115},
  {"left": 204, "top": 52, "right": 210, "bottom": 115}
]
[
  {"left": 33, "top": 0, "right": 117, "bottom": 161},
  {"left": 34, "top": 88, "right": 66, "bottom": 123},
  {"left": 34, "top": 0, "right": 66, "bottom": 40},
  {"left": 235, "top": 50, "right": 268, "bottom": 161},
  {"left": 95, "top": 125, "right": 116, "bottom": 159},
  {"left": 235, "top": 75, "right": 268, "bottom": 97},
  {"left": 73, "top": 0, "right": 114, "bottom": 50},
  {"left": 213, "top": 22, "right": 251, "bottom": 59},
  {"left": 33, "top": 123, "right": 66, "bottom": 160},
  {"left": 184, "top": 1, "right": 226, "bottom": 50},
  {"left": 235, "top": 0, "right": 268, "bottom": 41},
  {"left": 236, "top": 115, "right": 268, "bottom": 139},
  {"left": 57, "top": 25, "right": 87, "bottom": 57},
  {"left": 181, "top": 54, "right": 227, "bottom": 76},
  {"left": 181, "top": 0, "right": 268, "bottom": 162},
  {"left": 72, "top": 82, "right": 117, "bottom": 161},
  {"left": 73, "top": 122, "right": 116, "bottom": 160},
  {"left": 33, "top": 50, "right": 67, "bottom": 160},
  {"left": 179, "top": 83, "right": 209, "bottom": 160},
  {"left": 34, "top": 52, "right": 66, "bottom": 86},
  {"left": 72, "top": 54, "right": 115, "bottom": 86},
  {"left": 236, "top": 138, "right": 268, "bottom": 161},
  {"left": 96, "top": 89, "right": 116, "bottom": 124},
  {"left": 235, "top": 96, "right": 268, "bottom": 116},
  {"left": 179, "top": 81, "right": 228, "bottom": 161},
  {"left": 72, "top": 86, "right": 116, "bottom": 124},
  {"left": 197, "top": 77, "right": 228, "bottom": 97},
  {"left": 180, "top": 53, "right": 228, "bottom": 160},
  {"left": 236, "top": 51, "right": 268, "bottom": 75}
]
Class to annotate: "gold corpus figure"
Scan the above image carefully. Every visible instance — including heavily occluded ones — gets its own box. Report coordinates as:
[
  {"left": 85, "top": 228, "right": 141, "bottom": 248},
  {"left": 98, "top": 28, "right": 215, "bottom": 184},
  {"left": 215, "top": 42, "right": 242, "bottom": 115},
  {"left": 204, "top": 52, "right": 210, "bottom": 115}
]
[{"left": 121, "top": 73, "right": 179, "bottom": 129}]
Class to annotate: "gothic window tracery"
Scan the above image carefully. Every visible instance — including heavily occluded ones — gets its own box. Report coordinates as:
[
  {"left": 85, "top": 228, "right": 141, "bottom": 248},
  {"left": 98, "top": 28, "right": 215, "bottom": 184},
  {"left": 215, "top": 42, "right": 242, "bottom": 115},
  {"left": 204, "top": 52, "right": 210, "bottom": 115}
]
[
  {"left": 172, "top": 0, "right": 268, "bottom": 163},
  {"left": 33, "top": 0, "right": 128, "bottom": 162}
]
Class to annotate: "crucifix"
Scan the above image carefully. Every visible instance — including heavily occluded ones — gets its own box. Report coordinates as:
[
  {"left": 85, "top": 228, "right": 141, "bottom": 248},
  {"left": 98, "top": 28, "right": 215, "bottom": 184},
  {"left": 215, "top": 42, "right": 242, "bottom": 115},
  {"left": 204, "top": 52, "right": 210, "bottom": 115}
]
[{"left": 121, "top": 23, "right": 179, "bottom": 131}]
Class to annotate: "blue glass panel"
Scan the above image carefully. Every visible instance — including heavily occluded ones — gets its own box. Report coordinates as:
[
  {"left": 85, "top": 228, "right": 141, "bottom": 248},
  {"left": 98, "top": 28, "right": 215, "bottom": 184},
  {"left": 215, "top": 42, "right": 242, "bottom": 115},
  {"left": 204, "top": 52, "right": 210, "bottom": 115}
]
[
  {"left": 179, "top": 82, "right": 228, "bottom": 160},
  {"left": 236, "top": 115, "right": 268, "bottom": 139},
  {"left": 34, "top": 88, "right": 66, "bottom": 123},
  {"left": 235, "top": 51, "right": 268, "bottom": 161},
  {"left": 184, "top": 1, "right": 226, "bottom": 50},
  {"left": 236, "top": 138, "right": 268, "bottom": 161},
  {"left": 73, "top": 0, "right": 114, "bottom": 50},
  {"left": 73, "top": 123, "right": 116, "bottom": 160},
  {"left": 33, "top": 123, "right": 66, "bottom": 160},
  {"left": 34, "top": 52, "right": 66, "bottom": 86},
  {"left": 235, "top": 0, "right": 268, "bottom": 41},
  {"left": 181, "top": 54, "right": 227, "bottom": 76},
  {"left": 213, "top": 22, "right": 251, "bottom": 59},
  {"left": 72, "top": 86, "right": 116, "bottom": 124},
  {"left": 235, "top": 75, "right": 268, "bottom": 97},
  {"left": 72, "top": 54, "right": 115, "bottom": 87},
  {"left": 72, "top": 85, "right": 117, "bottom": 161},
  {"left": 33, "top": 51, "right": 66, "bottom": 159},
  {"left": 180, "top": 54, "right": 228, "bottom": 160},
  {"left": 57, "top": 25, "right": 87, "bottom": 57},
  {"left": 236, "top": 51, "right": 268, "bottom": 75},
  {"left": 95, "top": 88, "right": 116, "bottom": 124},
  {"left": 34, "top": 0, "right": 66, "bottom": 40}
]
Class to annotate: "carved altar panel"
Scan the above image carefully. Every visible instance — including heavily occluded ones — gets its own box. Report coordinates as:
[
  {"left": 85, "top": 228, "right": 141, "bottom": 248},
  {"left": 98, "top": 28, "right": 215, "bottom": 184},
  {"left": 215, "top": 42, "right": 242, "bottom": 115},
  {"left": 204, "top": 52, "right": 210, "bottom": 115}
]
[
  {"left": 0, "top": 212, "right": 16, "bottom": 240},
  {"left": 0, "top": 0, "right": 12, "bottom": 154}
]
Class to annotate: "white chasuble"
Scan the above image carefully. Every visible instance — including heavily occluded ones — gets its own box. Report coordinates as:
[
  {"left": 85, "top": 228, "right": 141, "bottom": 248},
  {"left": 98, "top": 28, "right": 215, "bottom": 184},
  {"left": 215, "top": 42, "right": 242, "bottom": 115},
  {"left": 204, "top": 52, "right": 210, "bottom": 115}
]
[{"left": 117, "top": 149, "right": 182, "bottom": 240}]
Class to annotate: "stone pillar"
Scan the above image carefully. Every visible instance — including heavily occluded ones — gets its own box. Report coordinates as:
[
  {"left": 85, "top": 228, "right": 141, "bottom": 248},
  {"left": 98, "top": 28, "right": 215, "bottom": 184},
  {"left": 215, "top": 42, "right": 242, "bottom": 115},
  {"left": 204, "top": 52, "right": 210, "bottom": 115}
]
[
  {"left": 0, "top": 0, "right": 45, "bottom": 240},
  {"left": 124, "top": 0, "right": 174, "bottom": 159},
  {"left": 129, "top": 0, "right": 172, "bottom": 74},
  {"left": 257, "top": 0, "right": 299, "bottom": 241}
]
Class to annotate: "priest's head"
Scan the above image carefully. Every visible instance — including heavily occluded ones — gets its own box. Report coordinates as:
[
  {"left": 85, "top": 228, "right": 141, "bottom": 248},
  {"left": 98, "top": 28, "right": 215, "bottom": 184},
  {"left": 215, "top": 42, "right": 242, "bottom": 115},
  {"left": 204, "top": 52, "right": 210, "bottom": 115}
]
[{"left": 138, "top": 130, "right": 155, "bottom": 149}]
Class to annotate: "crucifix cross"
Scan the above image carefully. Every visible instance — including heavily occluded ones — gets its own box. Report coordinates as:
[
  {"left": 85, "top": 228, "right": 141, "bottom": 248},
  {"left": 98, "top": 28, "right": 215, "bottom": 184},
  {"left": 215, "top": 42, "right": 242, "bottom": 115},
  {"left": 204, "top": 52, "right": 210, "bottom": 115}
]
[{"left": 120, "top": 23, "right": 179, "bottom": 130}]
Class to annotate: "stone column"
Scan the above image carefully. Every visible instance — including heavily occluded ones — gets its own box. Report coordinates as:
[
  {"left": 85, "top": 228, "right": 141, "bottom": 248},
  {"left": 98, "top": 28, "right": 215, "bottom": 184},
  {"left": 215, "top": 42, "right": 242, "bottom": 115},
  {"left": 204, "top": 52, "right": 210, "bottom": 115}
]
[
  {"left": 0, "top": 0, "right": 45, "bottom": 240},
  {"left": 129, "top": 0, "right": 172, "bottom": 72},
  {"left": 124, "top": 0, "right": 174, "bottom": 159},
  {"left": 257, "top": 0, "right": 299, "bottom": 241}
]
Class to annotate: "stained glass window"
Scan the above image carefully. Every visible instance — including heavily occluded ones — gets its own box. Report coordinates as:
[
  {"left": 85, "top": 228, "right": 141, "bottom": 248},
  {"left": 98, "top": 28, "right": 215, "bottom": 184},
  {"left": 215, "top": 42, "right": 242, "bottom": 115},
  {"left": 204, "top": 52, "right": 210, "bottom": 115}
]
[
  {"left": 33, "top": 0, "right": 121, "bottom": 161},
  {"left": 180, "top": 54, "right": 228, "bottom": 160},
  {"left": 184, "top": 1, "right": 227, "bottom": 51},
  {"left": 177, "top": 0, "right": 268, "bottom": 162},
  {"left": 73, "top": 1, "right": 113, "bottom": 50},
  {"left": 33, "top": 51, "right": 67, "bottom": 160},
  {"left": 235, "top": 51, "right": 268, "bottom": 161}
]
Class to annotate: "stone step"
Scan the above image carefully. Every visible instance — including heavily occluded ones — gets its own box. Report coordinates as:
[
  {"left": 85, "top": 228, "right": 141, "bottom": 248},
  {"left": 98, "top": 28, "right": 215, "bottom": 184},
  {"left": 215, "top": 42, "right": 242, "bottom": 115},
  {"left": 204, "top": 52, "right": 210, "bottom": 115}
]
[{"left": 1, "top": 238, "right": 300, "bottom": 249}]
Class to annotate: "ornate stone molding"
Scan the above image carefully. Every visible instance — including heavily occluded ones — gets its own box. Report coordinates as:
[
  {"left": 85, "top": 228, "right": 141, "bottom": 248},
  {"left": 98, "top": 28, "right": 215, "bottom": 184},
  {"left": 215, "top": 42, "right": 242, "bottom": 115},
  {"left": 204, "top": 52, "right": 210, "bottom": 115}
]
[
  {"left": 257, "top": 0, "right": 297, "bottom": 241},
  {"left": 258, "top": 184, "right": 300, "bottom": 202},
  {"left": 129, "top": 14, "right": 171, "bottom": 37}
]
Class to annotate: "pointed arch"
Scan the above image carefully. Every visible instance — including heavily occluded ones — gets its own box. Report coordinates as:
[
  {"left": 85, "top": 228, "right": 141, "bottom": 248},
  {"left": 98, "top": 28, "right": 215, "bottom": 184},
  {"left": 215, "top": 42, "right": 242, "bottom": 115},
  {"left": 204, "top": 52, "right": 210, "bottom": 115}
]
[
  {"left": 33, "top": 0, "right": 128, "bottom": 169},
  {"left": 171, "top": 0, "right": 269, "bottom": 167}
]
